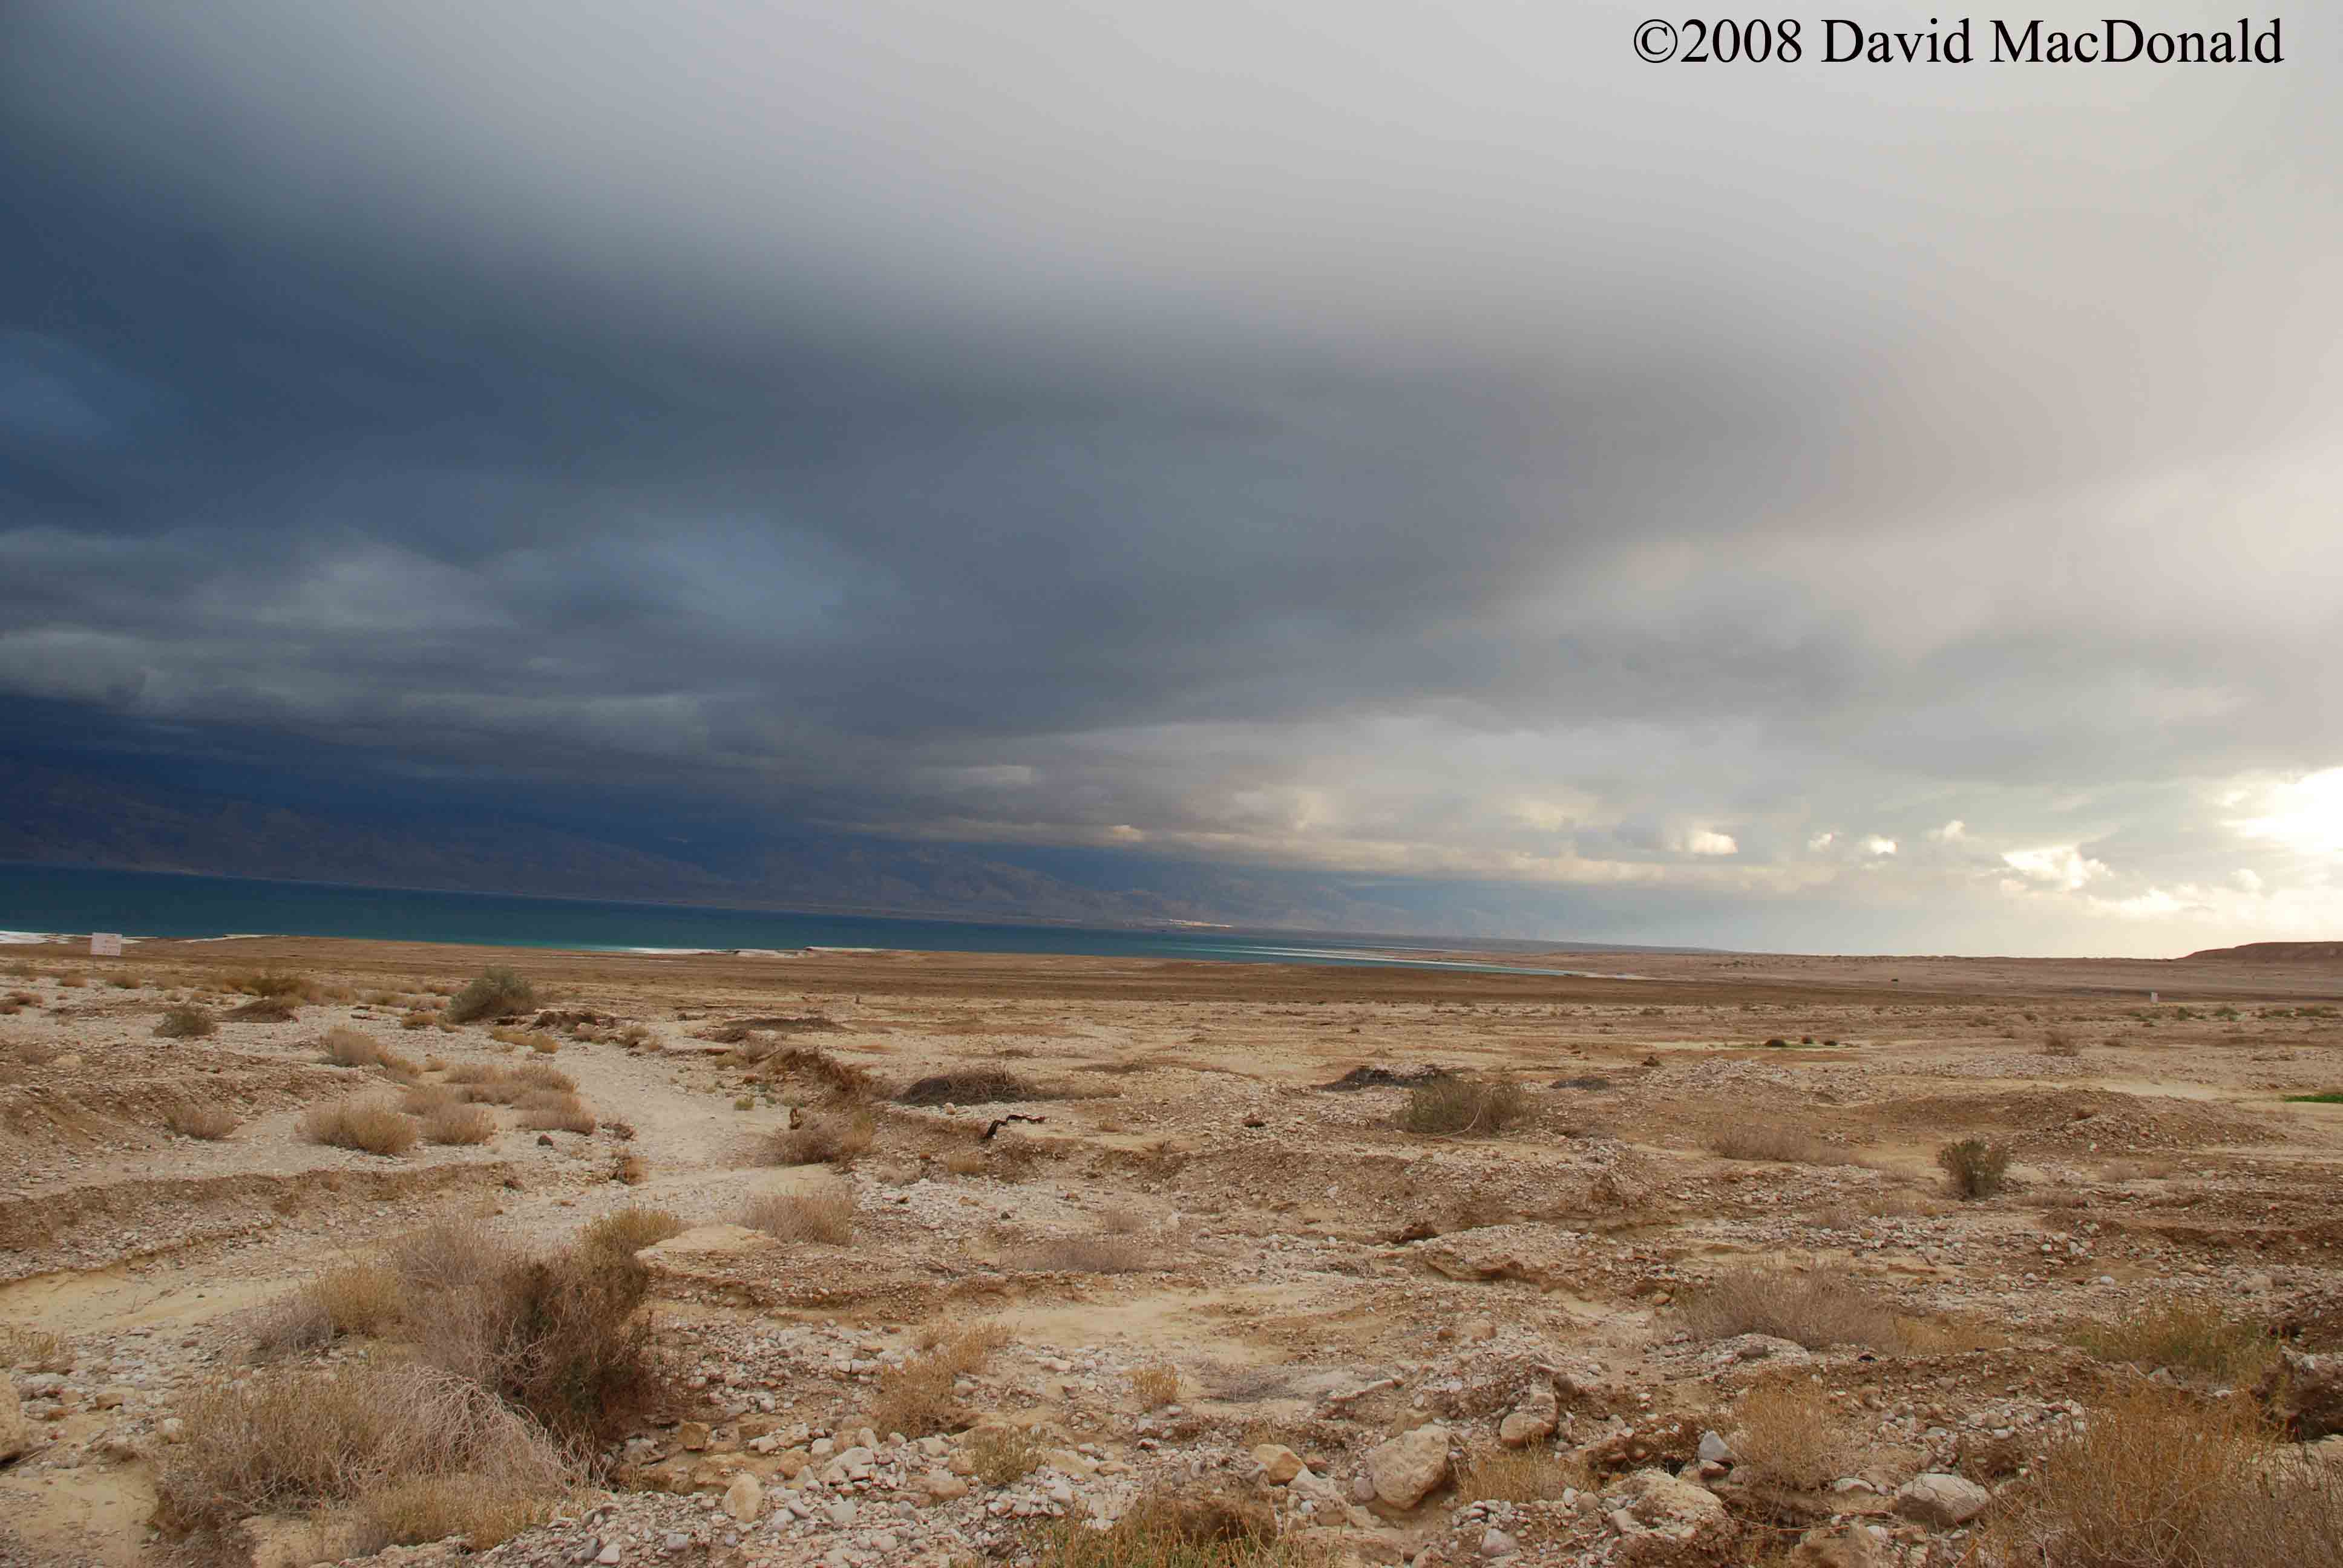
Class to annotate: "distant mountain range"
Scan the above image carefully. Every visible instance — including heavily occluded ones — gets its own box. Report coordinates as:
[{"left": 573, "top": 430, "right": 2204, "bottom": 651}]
[{"left": 0, "top": 755, "right": 1564, "bottom": 939}]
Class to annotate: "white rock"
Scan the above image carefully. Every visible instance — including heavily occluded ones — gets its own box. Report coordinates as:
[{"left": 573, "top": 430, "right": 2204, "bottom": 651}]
[
  {"left": 1365, "top": 1424, "right": 1450, "bottom": 1510},
  {"left": 723, "top": 1472, "right": 764, "bottom": 1523},
  {"left": 1893, "top": 1472, "right": 1991, "bottom": 1527}
]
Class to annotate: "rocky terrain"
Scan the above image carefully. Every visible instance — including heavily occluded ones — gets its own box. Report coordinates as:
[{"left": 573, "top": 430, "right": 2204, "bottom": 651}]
[{"left": 4, "top": 938, "right": 2343, "bottom": 1568}]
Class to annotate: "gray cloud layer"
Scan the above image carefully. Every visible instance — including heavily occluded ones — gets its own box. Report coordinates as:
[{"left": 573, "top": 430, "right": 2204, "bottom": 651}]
[{"left": 4, "top": 2, "right": 2341, "bottom": 953}]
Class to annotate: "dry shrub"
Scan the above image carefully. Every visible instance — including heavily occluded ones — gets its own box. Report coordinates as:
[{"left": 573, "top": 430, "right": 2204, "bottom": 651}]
[
  {"left": 1398, "top": 1077, "right": 1526, "bottom": 1135},
  {"left": 753, "top": 1044, "right": 876, "bottom": 1101},
  {"left": 1009, "top": 1235, "right": 1152, "bottom": 1274},
  {"left": 2040, "top": 1032, "right": 2082, "bottom": 1058},
  {"left": 1130, "top": 1363, "right": 1180, "bottom": 1409},
  {"left": 1939, "top": 1138, "right": 2012, "bottom": 1199},
  {"left": 513, "top": 1061, "right": 574, "bottom": 1091},
  {"left": 1680, "top": 1266, "right": 1921, "bottom": 1353},
  {"left": 399, "top": 1008, "right": 438, "bottom": 1031},
  {"left": 744, "top": 1184, "right": 856, "bottom": 1243},
  {"left": 942, "top": 1148, "right": 988, "bottom": 1177},
  {"left": 224, "top": 969, "right": 312, "bottom": 1001},
  {"left": 611, "top": 1152, "right": 649, "bottom": 1185},
  {"left": 300, "top": 1099, "right": 419, "bottom": 1156},
  {"left": 312, "top": 1260, "right": 405, "bottom": 1338},
  {"left": 1454, "top": 1444, "right": 1574, "bottom": 1503},
  {"left": 1706, "top": 1122, "right": 1848, "bottom": 1165},
  {"left": 1986, "top": 1383, "right": 2343, "bottom": 1568},
  {"left": 765, "top": 1109, "right": 874, "bottom": 1167},
  {"left": 2068, "top": 1297, "right": 2276, "bottom": 1382},
  {"left": 581, "top": 1206, "right": 684, "bottom": 1258},
  {"left": 896, "top": 1069, "right": 1033, "bottom": 1106},
  {"left": 517, "top": 1089, "right": 597, "bottom": 1135},
  {"left": 490, "top": 1026, "right": 560, "bottom": 1054},
  {"left": 446, "top": 967, "right": 537, "bottom": 1024},
  {"left": 155, "top": 1004, "right": 217, "bottom": 1039},
  {"left": 425, "top": 1243, "right": 657, "bottom": 1442},
  {"left": 422, "top": 1103, "right": 497, "bottom": 1145},
  {"left": 402, "top": 1082, "right": 462, "bottom": 1114},
  {"left": 385, "top": 1217, "right": 508, "bottom": 1302},
  {"left": 1025, "top": 1489, "right": 1298, "bottom": 1567},
  {"left": 968, "top": 1424, "right": 1045, "bottom": 1487},
  {"left": 1732, "top": 1380, "right": 1860, "bottom": 1489},
  {"left": 166, "top": 1102, "right": 239, "bottom": 1140},
  {"left": 153, "top": 1362, "right": 569, "bottom": 1543},
  {"left": 225, "top": 996, "right": 299, "bottom": 1022},
  {"left": 870, "top": 1324, "right": 1008, "bottom": 1438}
]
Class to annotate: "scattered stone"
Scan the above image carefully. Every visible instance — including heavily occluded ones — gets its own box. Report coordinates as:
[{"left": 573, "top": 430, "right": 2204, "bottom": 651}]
[
  {"left": 1893, "top": 1472, "right": 1991, "bottom": 1528},
  {"left": 721, "top": 1472, "right": 762, "bottom": 1523}
]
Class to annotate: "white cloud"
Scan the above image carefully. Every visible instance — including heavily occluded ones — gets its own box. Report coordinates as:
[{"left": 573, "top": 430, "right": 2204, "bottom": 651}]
[
  {"left": 1806, "top": 831, "right": 1835, "bottom": 851},
  {"left": 1863, "top": 835, "right": 1897, "bottom": 856},
  {"left": 1927, "top": 820, "right": 1966, "bottom": 841},
  {"left": 2001, "top": 844, "right": 2111, "bottom": 891},
  {"left": 2224, "top": 766, "right": 2343, "bottom": 856},
  {"left": 1682, "top": 829, "right": 1738, "bottom": 857}
]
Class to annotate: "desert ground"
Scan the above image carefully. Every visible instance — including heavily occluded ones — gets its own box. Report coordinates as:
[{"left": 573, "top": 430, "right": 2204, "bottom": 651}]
[{"left": 4, "top": 937, "right": 2342, "bottom": 1568}]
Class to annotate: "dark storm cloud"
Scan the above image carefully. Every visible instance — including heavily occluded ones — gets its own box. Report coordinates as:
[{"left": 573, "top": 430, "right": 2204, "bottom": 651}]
[{"left": 4, "top": 2, "right": 2341, "bottom": 952}]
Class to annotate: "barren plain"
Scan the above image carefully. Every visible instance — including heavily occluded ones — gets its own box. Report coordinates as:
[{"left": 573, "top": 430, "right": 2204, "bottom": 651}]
[{"left": 4, "top": 937, "right": 2343, "bottom": 1568}]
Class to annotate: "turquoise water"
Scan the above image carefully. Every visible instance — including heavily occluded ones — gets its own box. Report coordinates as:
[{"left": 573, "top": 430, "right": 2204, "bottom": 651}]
[{"left": 0, "top": 863, "right": 1611, "bottom": 977}]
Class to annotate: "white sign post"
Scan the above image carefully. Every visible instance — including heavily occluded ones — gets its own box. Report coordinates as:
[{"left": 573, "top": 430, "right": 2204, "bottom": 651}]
[{"left": 90, "top": 932, "right": 123, "bottom": 958}]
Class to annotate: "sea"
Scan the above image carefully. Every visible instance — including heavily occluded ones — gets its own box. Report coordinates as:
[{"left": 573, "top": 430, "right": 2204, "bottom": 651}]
[{"left": 0, "top": 863, "right": 1634, "bottom": 978}]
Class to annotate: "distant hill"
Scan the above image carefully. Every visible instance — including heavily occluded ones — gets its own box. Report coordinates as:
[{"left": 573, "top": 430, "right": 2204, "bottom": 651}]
[{"left": 2184, "top": 941, "right": 2343, "bottom": 964}]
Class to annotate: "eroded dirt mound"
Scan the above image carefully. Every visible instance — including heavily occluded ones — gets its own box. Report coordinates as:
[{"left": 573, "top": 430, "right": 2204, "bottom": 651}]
[{"left": 2186, "top": 941, "right": 2343, "bottom": 964}]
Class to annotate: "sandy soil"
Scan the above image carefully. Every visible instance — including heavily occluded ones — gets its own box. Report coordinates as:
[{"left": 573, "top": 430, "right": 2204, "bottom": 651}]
[{"left": 3, "top": 937, "right": 2341, "bottom": 1567}]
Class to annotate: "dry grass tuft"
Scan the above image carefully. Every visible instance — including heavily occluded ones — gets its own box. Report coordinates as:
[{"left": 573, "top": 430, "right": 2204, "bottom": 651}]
[
  {"left": 869, "top": 1323, "right": 1008, "bottom": 1437},
  {"left": 154, "top": 1004, "right": 217, "bottom": 1039},
  {"left": 1130, "top": 1362, "right": 1180, "bottom": 1409},
  {"left": 1, "top": 1321, "right": 72, "bottom": 1371},
  {"left": 421, "top": 1240, "right": 658, "bottom": 1443},
  {"left": 300, "top": 1099, "right": 419, "bottom": 1156},
  {"left": 1680, "top": 1266, "right": 1926, "bottom": 1353},
  {"left": 1024, "top": 1489, "right": 1300, "bottom": 1567},
  {"left": 516, "top": 1089, "right": 597, "bottom": 1134},
  {"left": 2067, "top": 1297, "right": 2276, "bottom": 1383},
  {"left": 319, "top": 1027, "right": 416, "bottom": 1076},
  {"left": 743, "top": 1184, "right": 857, "bottom": 1243},
  {"left": 968, "top": 1425, "right": 1046, "bottom": 1487},
  {"left": 1398, "top": 1076, "right": 1526, "bottom": 1135},
  {"left": 421, "top": 1103, "right": 497, "bottom": 1145},
  {"left": 581, "top": 1206, "right": 684, "bottom": 1258},
  {"left": 765, "top": 1109, "right": 875, "bottom": 1167},
  {"left": 166, "top": 1102, "right": 240, "bottom": 1140},
  {"left": 490, "top": 1026, "right": 561, "bottom": 1054},
  {"left": 1008, "top": 1234, "right": 1152, "bottom": 1274},
  {"left": 1454, "top": 1444, "right": 1575, "bottom": 1503},
  {"left": 942, "top": 1147, "right": 989, "bottom": 1177},
  {"left": 445, "top": 967, "right": 537, "bottom": 1024},
  {"left": 224, "top": 996, "right": 300, "bottom": 1022},
  {"left": 1731, "top": 1380, "right": 1860, "bottom": 1489},
  {"left": 1705, "top": 1122, "right": 1849, "bottom": 1165},
  {"left": 1987, "top": 1383, "right": 2343, "bottom": 1567}
]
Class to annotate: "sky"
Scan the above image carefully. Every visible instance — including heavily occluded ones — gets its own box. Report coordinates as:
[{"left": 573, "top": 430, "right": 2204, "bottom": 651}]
[{"left": 3, "top": 2, "right": 2339, "bottom": 956}]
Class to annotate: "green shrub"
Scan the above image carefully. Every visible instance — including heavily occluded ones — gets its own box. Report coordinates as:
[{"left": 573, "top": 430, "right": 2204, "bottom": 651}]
[
  {"left": 1938, "top": 1138, "right": 2011, "bottom": 1198},
  {"left": 155, "top": 1004, "right": 217, "bottom": 1039},
  {"left": 446, "top": 967, "right": 537, "bottom": 1024}
]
